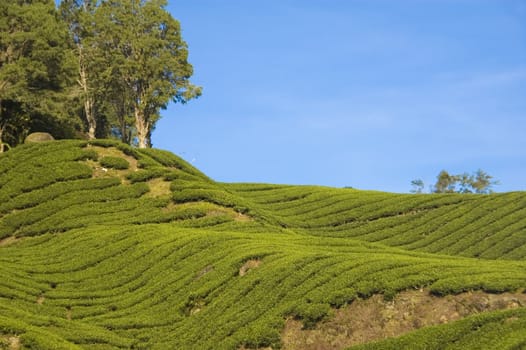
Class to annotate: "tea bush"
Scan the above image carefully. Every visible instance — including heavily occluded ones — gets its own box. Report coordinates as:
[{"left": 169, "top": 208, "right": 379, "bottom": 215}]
[
  {"left": 99, "top": 156, "right": 130, "bottom": 170},
  {"left": 1, "top": 140, "right": 526, "bottom": 349}
]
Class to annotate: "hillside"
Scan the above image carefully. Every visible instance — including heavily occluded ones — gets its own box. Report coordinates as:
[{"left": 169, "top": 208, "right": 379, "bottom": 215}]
[{"left": 1, "top": 140, "right": 526, "bottom": 350}]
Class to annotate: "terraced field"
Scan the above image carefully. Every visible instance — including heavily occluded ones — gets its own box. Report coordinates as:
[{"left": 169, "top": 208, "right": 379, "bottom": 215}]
[
  {"left": 1, "top": 140, "right": 526, "bottom": 349},
  {"left": 226, "top": 183, "right": 526, "bottom": 260}
]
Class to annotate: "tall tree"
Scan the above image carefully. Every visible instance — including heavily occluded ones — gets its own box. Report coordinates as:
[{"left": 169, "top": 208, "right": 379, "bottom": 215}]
[
  {"left": 0, "top": 0, "right": 76, "bottom": 151},
  {"left": 97, "top": 0, "right": 201, "bottom": 148},
  {"left": 471, "top": 169, "right": 498, "bottom": 194},
  {"left": 434, "top": 170, "right": 457, "bottom": 193},
  {"left": 100, "top": 60, "right": 135, "bottom": 144},
  {"left": 60, "top": 0, "right": 105, "bottom": 140}
]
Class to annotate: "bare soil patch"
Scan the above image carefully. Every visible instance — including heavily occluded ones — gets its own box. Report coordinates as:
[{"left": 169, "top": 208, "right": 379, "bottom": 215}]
[
  {"left": 163, "top": 201, "right": 252, "bottom": 223},
  {"left": 83, "top": 146, "right": 138, "bottom": 181},
  {"left": 206, "top": 207, "right": 252, "bottom": 222},
  {"left": 0, "top": 336, "right": 21, "bottom": 350},
  {"left": 281, "top": 289, "right": 526, "bottom": 350},
  {"left": 195, "top": 265, "right": 214, "bottom": 280},
  {"left": 239, "top": 259, "right": 262, "bottom": 276},
  {"left": 162, "top": 202, "right": 178, "bottom": 213},
  {"left": 145, "top": 178, "right": 172, "bottom": 198},
  {"left": 234, "top": 212, "right": 252, "bottom": 222},
  {"left": 89, "top": 146, "right": 138, "bottom": 170},
  {"left": 189, "top": 300, "right": 205, "bottom": 315},
  {"left": 0, "top": 236, "right": 19, "bottom": 247}
]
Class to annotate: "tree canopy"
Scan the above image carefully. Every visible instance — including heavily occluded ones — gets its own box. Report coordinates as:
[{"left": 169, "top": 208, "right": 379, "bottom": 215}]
[
  {"left": 0, "top": 0, "right": 77, "bottom": 151},
  {"left": 0, "top": 0, "right": 200, "bottom": 151},
  {"left": 411, "top": 169, "right": 499, "bottom": 194}
]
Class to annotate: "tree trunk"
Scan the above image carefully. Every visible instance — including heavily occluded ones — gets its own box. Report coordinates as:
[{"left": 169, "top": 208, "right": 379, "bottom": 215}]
[
  {"left": 117, "top": 98, "right": 130, "bottom": 144},
  {"left": 134, "top": 106, "right": 149, "bottom": 148},
  {"left": 0, "top": 126, "right": 9, "bottom": 153},
  {"left": 146, "top": 131, "right": 152, "bottom": 148},
  {"left": 78, "top": 46, "right": 96, "bottom": 140},
  {"left": 120, "top": 119, "right": 128, "bottom": 144},
  {"left": 84, "top": 95, "right": 96, "bottom": 140},
  {"left": 0, "top": 100, "right": 4, "bottom": 153},
  {"left": 0, "top": 128, "right": 4, "bottom": 154}
]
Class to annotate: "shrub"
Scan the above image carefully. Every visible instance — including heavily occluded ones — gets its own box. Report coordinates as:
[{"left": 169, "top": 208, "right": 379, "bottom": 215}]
[
  {"left": 99, "top": 156, "right": 129, "bottom": 170},
  {"left": 138, "top": 148, "right": 207, "bottom": 178},
  {"left": 126, "top": 168, "right": 168, "bottom": 183},
  {"left": 75, "top": 149, "right": 98, "bottom": 161},
  {"left": 136, "top": 157, "right": 160, "bottom": 169},
  {"left": 24, "top": 132, "right": 55, "bottom": 143},
  {"left": 288, "top": 303, "right": 332, "bottom": 329}
]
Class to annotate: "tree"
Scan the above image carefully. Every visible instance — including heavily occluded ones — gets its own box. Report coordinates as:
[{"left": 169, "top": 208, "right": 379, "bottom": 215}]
[
  {"left": 2, "top": 0, "right": 201, "bottom": 149},
  {"left": 96, "top": 0, "right": 201, "bottom": 148},
  {"left": 99, "top": 57, "right": 135, "bottom": 144},
  {"left": 0, "top": 0, "right": 76, "bottom": 151},
  {"left": 0, "top": 100, "right": 29, "bottom": 153},
  {"left": 60, "top": 0, "right": 105, "bottom": 140},
  {"left": 411, "top": 169, "right": 498, "bottom": 194},
  {"left": 457, "top": 172, "right": 474, "bottom": 194},
  {"left": 434, "top": 170, "right": 457, "bottom": 193},
  {"left": 410, "top": 179, "right": 425, "bottom": 194},
  {"left": 471, "top": 169, "right": 498, "bottom": 194}
]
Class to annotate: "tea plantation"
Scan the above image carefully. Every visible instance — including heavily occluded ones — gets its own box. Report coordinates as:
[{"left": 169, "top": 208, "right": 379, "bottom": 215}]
[{"left": 1, "top": 140, "right": 526, "bottom": 349}]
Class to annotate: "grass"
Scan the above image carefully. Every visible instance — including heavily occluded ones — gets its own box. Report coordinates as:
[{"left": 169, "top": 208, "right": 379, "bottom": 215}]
[{"left": 0, "top": 140, "right": 526, "bottom": 349}]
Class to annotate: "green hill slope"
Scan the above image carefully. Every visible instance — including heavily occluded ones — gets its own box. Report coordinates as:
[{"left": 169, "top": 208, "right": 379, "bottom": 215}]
[
  {"left": 1, "top": 140, "right": 526, "bottom": 350},
  {"left": 226, "top": 183, "right": 526, "bottom": 260}
]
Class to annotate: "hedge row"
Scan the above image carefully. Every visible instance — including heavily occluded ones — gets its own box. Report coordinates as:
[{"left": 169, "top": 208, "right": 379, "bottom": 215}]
[
  {"left": 226, "top": 184, "right": 526, "bottom": 260},
  {"left": 3, "top": 224, "right": 526, "bottom": 349}
]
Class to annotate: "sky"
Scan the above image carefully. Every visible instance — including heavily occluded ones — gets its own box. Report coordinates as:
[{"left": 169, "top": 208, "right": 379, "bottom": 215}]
[{"left": 153, "top": 0, "right": 526, "bottom": 193}]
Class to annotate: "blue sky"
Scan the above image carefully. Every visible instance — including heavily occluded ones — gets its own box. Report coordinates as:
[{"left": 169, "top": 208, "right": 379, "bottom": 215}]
[{"left": 154, "top": 0, "right": 526, "bottom": 193}]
